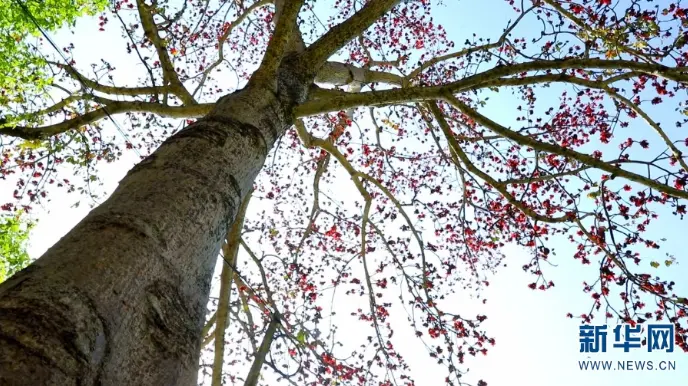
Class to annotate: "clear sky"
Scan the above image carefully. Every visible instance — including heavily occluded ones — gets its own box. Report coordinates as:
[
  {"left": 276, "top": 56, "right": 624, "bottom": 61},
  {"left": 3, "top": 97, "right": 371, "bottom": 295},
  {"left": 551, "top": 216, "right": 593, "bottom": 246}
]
[{"left": 2, "top": 0, "right": 686, "bottom": 385}]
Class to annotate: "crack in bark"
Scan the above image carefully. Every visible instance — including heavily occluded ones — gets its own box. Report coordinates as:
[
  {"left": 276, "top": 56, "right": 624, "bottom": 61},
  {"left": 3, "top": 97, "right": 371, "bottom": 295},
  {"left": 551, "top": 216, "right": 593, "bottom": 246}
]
[
  {"left": 169, "top": 120, "right": 233, "bottom": 147},
  {"left": 144, "top": 281, "right": 198, "bottom": 361},
  {"left": 0, "top": 280, "right": 108, "bottom": 385},
  {"left": 229, "top": 175, "right": 242, "bottom": 201},
  {"left": 171, "top": 116, "right": 269, "bottom": 157}
]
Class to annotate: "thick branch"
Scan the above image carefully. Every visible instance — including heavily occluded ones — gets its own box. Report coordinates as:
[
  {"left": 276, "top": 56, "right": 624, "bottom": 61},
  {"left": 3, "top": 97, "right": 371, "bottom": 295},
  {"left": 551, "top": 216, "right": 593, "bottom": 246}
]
[
  {"left": 428, "top": 102, "right": 571, "bottom": 223},
  {"left": 53, "top": 62, "right": 167, "bottom": 96},
  {"left": 296, "top": 58, "right": 688, "bottom": 116},
  {"left": 212, "top": 190, "right": 253, "bottom": 386},
  {"left": 243, "top": 312, "right": 280, "bottom": 386},
  {"left": 447, "top": 96, "right": 688, "bottom": 200},
  {"left": 0, "top": 102, "right": 213, "bottom": 140},
  {"left": 201, "top": 311, "right": 217, "bottom": 347},
  {"left": 302, "top": 0, "right": 400, "bottom": 66},
  {"left": 406, "top": 5, "right": 531, "bottom": 80},
  {"left": 137, "top": 0, "right": 196, "bottom": 104},
  {"left": 315, "top": 61, "right": 404, "bottom": 88},
  {"left": 253, "top": 0, "right": 305, "bottom": 81}
]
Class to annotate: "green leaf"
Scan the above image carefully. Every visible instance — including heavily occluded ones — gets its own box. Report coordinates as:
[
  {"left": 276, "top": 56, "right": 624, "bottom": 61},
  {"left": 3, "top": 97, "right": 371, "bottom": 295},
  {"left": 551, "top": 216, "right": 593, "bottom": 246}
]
[
  {"left": 0, "top": 0, "right": 108, "bottom": 107},
  {"left": 0, "top": 213, "right": 32, "bottom": 283},
  {"left": 18, "top": 139, "right": 45, "bottom": 150},
  {"left": 296, "top": 329, "right": 307, "bottom": 345},
  {"left": 650, "top": 261, "right": 660, "bottom": 268}
]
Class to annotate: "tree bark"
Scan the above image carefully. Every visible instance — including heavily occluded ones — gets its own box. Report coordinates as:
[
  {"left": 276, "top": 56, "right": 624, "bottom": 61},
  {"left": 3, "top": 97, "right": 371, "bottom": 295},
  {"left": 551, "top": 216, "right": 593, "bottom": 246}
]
[{"left": 0, "top": 59, "right": 310, "bottom": 385}]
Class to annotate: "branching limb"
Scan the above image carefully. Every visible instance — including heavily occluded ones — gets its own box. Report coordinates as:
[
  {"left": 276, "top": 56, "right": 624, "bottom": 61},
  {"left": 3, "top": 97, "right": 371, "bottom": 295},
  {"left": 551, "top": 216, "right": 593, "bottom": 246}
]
[
  {"left": 193, "top": 0, "right": 272, "bottom": 96},
  {"left": 315, "top": 61, "right": 405, "bottom": 88},
  {"left": 292, "top": 154, "right": 329, "bottom": 262},
  {"left": 51, "top": 62, "right": 167, "bottom": 96},
  {"left": 253, "top": 0, "right": 305, "bottom": 81},
  {"left": 296, "top": 58, "right": 688, "bottom": 116},
  {"left": 137, "top": 0, "right": 196, "bottom": 104},
  {"left": 233, "top": 284, "right": 259, "bottom": 353},
  {"left": 473, "top": 72, "right": 687, "bottom": 171},
  {"left": 201, "top": 311, "right": 218, "bottom": 347},
  {"left": 446, "top": 95, "right": 688, "bottom": 200},
  {"left": 302, "top": 0, "right": 400, "bottom": 67},
  {"left": 603, "top": 90, "right": 688, "bottom": 172},
  {"left": 240, "top": 239, "right": 277, "bottom": 307},
  {"left": 406, "top": 4, "right": 533, "bottom": 80},
  {"left": 427, "top": 102, "right": 572, "bottom": 224},
  {"left": 0, "top": 101, "right": 213, "bottom": 140},
  {"left": 243, "top": 312, "right": 280, "bottom": 386},
  {"left": 502, "top": 166, "right": 591, "bottom": 185},
  {"left": 212, "top": 189, "right": 253, "bottom": 386},
  {"left": 359, "top": 198, "right": 397, "bottom": 372},
  {"left": 3, "top": 94, "right": 84, "bottom": 125}
]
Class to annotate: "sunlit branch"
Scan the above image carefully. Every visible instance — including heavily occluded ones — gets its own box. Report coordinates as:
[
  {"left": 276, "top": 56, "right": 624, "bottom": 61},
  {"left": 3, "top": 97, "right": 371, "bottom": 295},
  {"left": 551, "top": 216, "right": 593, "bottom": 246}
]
[
  {"left": 407, "top": 41, "right": 503, "bottom": 81},
  {"left": 292, "top": 154, "right": 329, "bottom": 263},
  {"left": 406, "top": 4, "right": 533, "bottom": 80},
  {"left": 0, "top": 101, "right": 213, "bottom": 140},
  {"left": 315, "top": 61, "right": 405, "bottom": 88},
  {"left": 201, "top": 311, "right": 218, "bottom": 347},
  {"left": 502, "top": 166, "right": 591, "bottom": 185},
  {"left": 193, "top": 0, "right": 272, "bottom": 96},
  {"left": 472, "top": 72, "right": 637, "bottom": 89},
  {"left": 428, "top": 102, "right": 572, "bottom": 224},
  {"left": 446, "top": 95, "right": 688, "bottom": 200},
  {"left": 603, "top": 91, "right": 688, "bottom": 172},
  {"left": 302, "top": 0, "right": 401, "bottom": 66},
  {"left": 212, "top": 190, "right": 253, "bottom": 386},
  {"left": 253, "top": 0, "right": 305, "bottom": 81},
  {"left": 243, "top": 312, "right": 281, "bottom": 386},
  {"left": 295, "top": 58, "right": 688, "bottom": 116},
  {"left": 51, "top": 62, "right": 167, "bottom": 96},
  {"left": 136, "top": 0, "right": 196, "bottom": 104}
]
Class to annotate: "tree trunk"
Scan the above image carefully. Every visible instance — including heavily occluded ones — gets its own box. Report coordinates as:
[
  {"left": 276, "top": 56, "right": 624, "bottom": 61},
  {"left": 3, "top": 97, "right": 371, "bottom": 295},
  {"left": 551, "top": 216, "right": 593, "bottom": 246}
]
[{"left": 0, "top": 62, "right": 309, "bottom": 384}]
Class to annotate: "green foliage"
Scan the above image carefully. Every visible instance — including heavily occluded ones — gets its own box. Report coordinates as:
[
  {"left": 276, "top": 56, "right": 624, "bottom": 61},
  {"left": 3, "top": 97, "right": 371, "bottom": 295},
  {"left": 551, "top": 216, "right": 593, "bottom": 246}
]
[
  {"left": 0, "top": 0, "right": 107, "bottom": 109},
  {"left": 0, "top": 213, "right": 32, "bottom": 283}
]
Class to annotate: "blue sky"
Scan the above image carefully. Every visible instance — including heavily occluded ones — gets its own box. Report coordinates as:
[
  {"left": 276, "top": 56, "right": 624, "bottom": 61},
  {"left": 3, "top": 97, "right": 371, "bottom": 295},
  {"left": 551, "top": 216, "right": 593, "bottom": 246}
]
[
  {"left": 424, "top": 1, "right": 688, "bottom": 385},
  {"left": 2, "top": 0, "right": 687, "bottom": 385}
]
